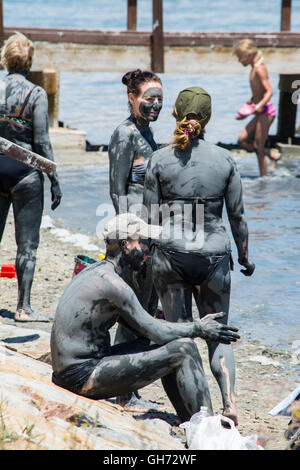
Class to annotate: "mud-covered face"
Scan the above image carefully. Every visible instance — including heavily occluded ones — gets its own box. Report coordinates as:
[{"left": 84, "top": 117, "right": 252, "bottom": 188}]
[
  {"left": 121, "top": 238, "right": 151, "bottom": 271},
  {"left": 129, "top": 81, "right": 163, "bottom": 123}
]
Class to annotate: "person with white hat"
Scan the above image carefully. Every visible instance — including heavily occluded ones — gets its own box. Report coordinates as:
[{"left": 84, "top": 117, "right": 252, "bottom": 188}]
[{"left": 50, "top": 213, "right": 240, "bottom": 422}]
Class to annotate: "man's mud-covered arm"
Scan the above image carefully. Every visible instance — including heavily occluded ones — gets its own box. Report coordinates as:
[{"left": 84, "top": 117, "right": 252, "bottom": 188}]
[
  {"left": 225, "top": 157, "right": 254, "bottom": 275},
  {"left": 104, "top": 273, "right": 240, "bottom": 345},
  {"left": 108, "top": 127, "right": 135, "bottom": 213}
]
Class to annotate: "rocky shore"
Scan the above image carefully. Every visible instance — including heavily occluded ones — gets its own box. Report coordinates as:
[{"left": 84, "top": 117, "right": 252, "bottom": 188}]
[{"left": 0, "top": 192, "right": 298, "bottom": 450}]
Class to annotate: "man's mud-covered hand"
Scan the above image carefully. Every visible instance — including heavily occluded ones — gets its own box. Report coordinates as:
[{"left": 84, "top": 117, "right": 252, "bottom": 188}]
[
  {"left": 238, "top": 258, "right": 255, "bottom": 276},
  {"left": 196, "top": 312, "right": 240, "bottom": 344},
  {"left": 50, "top": 177, "right": 62, "bottom": 210}
]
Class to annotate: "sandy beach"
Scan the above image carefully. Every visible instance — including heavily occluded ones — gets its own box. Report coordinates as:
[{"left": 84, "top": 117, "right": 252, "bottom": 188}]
[{"left": 0, "top": 191, "right": 298, "bottom": 451}]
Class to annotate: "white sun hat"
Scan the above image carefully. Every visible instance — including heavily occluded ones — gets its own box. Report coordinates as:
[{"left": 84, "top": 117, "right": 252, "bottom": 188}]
[{"left": 103, "top": 213, "right": 161, "bottom": 241}]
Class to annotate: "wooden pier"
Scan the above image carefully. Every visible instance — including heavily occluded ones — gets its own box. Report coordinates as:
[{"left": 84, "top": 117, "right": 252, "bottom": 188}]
[{"left": 0, "top": 0, "right": 299, "bottom": 143}]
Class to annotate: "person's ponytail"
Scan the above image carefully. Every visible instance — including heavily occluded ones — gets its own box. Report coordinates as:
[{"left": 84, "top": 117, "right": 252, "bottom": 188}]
[{"left": 172, "top": 108, "right": 202, "bottom": 152}]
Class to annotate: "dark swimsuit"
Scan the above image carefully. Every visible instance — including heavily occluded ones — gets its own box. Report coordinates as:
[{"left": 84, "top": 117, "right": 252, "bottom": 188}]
[
  {"left": 159, "top": 195, "right": 231, "bottom": 284},
  {"left": 0, "top": 85, "right": 37, "bottom": 193},
  {"left": 52, "top": 359, "right": 99, "bottom": 394},
  {"left": 160, "top": 248, "right": 228, "bottom": 285},
  {"left": 129, "top": 160, "right": 149, "bottom": 186}
]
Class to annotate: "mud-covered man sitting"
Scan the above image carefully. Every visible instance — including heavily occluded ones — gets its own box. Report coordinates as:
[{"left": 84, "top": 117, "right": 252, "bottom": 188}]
[{"left": 51, "top": 213, "right": 240, "bottom": 422}]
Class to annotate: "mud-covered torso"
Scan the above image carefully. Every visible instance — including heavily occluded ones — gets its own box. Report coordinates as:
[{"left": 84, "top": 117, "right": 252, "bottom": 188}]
[
  {"left": 0, "top": 72, "right": 53, "bottom": 188},
  {"left": 50, "top": 261, "right": 123, "bottom": 372},
  {"left": 109, "top": 115, "right": 158, "bottom": 212},
  {"left": 144, "top": 139, "right": 246, "bottom": 255}
]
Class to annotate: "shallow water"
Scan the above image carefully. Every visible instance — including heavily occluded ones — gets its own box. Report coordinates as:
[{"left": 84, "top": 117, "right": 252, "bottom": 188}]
[{"left": 44, "top": 155, "right": 300, "bottom": 352}]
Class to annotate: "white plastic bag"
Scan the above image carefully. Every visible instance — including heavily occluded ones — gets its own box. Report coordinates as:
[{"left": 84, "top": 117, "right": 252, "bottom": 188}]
[{"left": 180, "top": 414, "right": 264, "bottom": 450}]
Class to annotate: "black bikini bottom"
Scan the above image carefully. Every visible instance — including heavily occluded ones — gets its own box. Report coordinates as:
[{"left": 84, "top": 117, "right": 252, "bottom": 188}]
[{"left": 161, "top": 248, "right": 229, "bottom": 285}]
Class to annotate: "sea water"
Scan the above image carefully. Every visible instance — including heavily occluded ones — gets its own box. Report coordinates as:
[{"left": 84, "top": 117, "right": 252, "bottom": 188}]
[
  {"left": 3, "top": 0, "right": 300, "bottom": 145},
  {"left": 3, "top": 1, "right": 300, "bottom": 353}
]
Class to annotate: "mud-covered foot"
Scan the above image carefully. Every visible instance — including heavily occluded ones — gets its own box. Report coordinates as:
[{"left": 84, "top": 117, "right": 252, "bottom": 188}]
[
  {"left": 116, "top": 392, "right": 165, "bottom": 413},
  {"left": 14, "top": 307, "right": 51, "bottom": 323},
  {"left": 222, "top": 403, "right": 238, "bottom": 427}
]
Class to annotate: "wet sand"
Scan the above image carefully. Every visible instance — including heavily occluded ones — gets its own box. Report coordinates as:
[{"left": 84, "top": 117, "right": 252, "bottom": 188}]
[{"left": 0, "top": 206, "right": 297, "bottom": 451}]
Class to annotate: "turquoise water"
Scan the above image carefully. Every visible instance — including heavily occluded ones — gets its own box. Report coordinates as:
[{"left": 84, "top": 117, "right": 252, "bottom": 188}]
[{"left": 3, "top": 1, "right": 300, "bottom": 352}]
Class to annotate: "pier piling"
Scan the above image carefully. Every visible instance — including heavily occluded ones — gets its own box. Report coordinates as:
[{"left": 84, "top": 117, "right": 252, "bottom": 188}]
[{"left": 28, "top": 70, "right": 60, "bottom": 128}]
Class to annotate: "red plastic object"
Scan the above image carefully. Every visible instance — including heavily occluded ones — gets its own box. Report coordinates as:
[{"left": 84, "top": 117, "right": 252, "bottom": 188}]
[{"left": 0, "top": 264, "right": 17, "bottom": 278}]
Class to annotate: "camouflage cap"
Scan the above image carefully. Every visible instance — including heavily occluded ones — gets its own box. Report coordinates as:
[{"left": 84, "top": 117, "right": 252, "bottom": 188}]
[
  {"left": 174, "top": 87, "right": 211, "bottom": 126},
  {"left": 103, "top": 213, "right": 161, "bottom": 241}
]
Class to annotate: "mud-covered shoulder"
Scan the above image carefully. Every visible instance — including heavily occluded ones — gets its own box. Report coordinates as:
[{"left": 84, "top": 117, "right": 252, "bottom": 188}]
[
  {"left": 204, "top": 141, "right": 238, "bottom": 171},
  {"left": 148, "top": 144, "right": 174, "bottom": 167},
  {"left": 109, "top": 117, "right": 137, "bottom": 146}
]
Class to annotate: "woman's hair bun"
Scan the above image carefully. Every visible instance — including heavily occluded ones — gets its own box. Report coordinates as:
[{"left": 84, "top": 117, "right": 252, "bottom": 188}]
[
  {"left": 122, "top": 69, "right": 142, "bottom": 86},
  {"left": 122, "top": 69, "right": 161, "bottom": 97}
]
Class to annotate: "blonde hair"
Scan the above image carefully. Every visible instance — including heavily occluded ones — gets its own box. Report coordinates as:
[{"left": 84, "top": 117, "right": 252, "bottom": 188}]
[
  {"left": 233, "top": 39, "right": 264, "bottom": 65},
  {"left": 171, "top": 108, "right": 202, "bottom": 152},
  {"left": 1, "top": 32, "right": 34, "bottom": 72}
]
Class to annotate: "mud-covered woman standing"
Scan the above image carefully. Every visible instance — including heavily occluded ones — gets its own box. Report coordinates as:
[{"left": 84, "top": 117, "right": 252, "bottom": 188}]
[
  {"left": 144, "top": 87, "right": 255, "bottom": 425},
  {"left": 0, "top": 32, "right": 62, "bottom": 323},
  {"left": 108, "top": 69, "right": 163, "bottom": 411}
]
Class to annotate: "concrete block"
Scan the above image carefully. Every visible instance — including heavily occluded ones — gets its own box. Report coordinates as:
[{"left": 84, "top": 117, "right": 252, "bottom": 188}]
[
  {"left": 49, "top": 127, "right": 86, "bottom": 151},
  {"left": 277, "top": 143, "right": 300, "bottom": 157}
]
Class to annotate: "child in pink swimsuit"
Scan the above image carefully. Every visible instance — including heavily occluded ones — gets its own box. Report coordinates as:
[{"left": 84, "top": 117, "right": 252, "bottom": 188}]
[{"left": 234, "top": 39, "right": 280, "bottom": 176}]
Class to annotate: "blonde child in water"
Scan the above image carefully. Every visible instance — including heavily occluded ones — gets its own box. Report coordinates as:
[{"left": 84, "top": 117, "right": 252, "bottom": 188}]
[{"left": 234, "top": 39, "right": 280, "bottom": 177}]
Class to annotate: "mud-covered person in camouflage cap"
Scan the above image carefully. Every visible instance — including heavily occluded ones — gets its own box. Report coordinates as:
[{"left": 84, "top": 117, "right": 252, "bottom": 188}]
[{"left": 143, "top": 87, "right": 255, "bottom": 426}]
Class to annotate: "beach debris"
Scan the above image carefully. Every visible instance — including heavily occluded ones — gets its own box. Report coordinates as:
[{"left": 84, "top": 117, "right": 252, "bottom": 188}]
[
  {"left": 268, "top": 384, "right": 300, "bottom": 417},
  {"left": 249, "top": 355, "right": 280, "bottom": 367},
  {"left": 268, "top": 384, "right": 300, "bottom": 450},
  {"left": 180, "top": 412, "right": 263, "bottom": 450}
]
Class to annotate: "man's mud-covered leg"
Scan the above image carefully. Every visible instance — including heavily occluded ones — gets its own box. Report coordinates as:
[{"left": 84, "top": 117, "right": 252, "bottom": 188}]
[{"left": 81, "top": 337, "right": 213, "bottom": 423}]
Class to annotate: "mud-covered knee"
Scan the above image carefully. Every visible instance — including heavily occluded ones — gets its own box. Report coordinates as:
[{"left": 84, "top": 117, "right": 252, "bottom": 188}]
[
  {"left": 177, "top": 337, "right": 199, "bottom": 358},
  {"left": 16, "top": 242, "right": 39, "bottom": 260}
]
